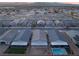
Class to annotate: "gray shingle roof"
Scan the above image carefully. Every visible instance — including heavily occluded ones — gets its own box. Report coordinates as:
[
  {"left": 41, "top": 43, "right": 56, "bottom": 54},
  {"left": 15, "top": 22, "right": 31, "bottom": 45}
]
[
  {"left": 11, "top": 29, "right": 32, "bottom": 46},
  {"left": 0, "top": 30, "right": 20, "bottom": 44},
  {"left": 48, "top": 29, "right": 68, "bottom": 45},
  {"left": 31, "top": 30, "right": 47, "bottom": 46}
]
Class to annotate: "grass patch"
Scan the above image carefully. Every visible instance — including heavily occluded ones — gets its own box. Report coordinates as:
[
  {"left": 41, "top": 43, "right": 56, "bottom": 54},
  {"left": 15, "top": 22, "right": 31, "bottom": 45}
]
[{"left": 5, "top": 47, "right": 26, "bottom": 54}]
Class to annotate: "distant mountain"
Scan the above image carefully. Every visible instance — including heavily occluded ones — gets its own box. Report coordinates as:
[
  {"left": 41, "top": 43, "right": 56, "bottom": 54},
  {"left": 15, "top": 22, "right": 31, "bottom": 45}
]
[
  {"left": 0, "top": 2, "right": 79, "bottom": 7},
  {"left": 26, "top": 2, "right": 79, "bottom": 6}
]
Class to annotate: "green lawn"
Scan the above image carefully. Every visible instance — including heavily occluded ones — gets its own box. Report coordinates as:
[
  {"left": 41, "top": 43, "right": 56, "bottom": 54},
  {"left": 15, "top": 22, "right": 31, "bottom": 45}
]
[{"left": 6, "top": 47, "right": 26, "bottom": 54}]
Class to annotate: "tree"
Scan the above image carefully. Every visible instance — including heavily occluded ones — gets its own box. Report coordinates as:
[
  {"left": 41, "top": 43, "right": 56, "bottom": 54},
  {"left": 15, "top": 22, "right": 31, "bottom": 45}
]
[{"left": 31, "top": 21, "right": 37, "bottom": 27}]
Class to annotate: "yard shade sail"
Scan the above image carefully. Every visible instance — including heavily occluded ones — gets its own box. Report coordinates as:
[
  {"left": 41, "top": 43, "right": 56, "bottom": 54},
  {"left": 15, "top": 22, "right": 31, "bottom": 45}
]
[
  {"left": 11, "top": 29, "right": 32, "bottom": 46},
  {"left": 47, "top": 29, "right": 68, "bottom": 46},
  {"left": 31, "top": 30, "right": 48, "bottom": 46},
  {"left": 0, "top": 30, "right": 20, "bottom": 45}
]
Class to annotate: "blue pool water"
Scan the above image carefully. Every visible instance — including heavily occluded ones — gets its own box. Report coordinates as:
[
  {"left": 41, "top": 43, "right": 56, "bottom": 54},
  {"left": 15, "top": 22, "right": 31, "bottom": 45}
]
[{"left": 51, "top": 48, "right": 67, "bottom": 55}]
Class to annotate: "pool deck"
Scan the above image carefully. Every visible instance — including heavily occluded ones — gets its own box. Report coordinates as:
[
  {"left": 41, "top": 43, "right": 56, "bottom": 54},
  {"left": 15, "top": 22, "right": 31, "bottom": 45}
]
[
  {"left": 25, "top": 44, "right": 49, "bottom": 56},
  {"left": 0, "top": 45, "right": 9, "bottom": 56}
]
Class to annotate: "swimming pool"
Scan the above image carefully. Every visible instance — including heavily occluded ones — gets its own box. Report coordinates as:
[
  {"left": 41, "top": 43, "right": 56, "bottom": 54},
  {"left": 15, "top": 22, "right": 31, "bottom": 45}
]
[{"left": 51, "top": 48, "right": 68, "bottom": 55}]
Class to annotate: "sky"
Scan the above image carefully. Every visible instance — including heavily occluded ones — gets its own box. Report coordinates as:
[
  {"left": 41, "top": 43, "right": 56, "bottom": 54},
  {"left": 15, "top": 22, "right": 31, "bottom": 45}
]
[{"left": 64, "top": 2, "right": 79, "bottom": 4}]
